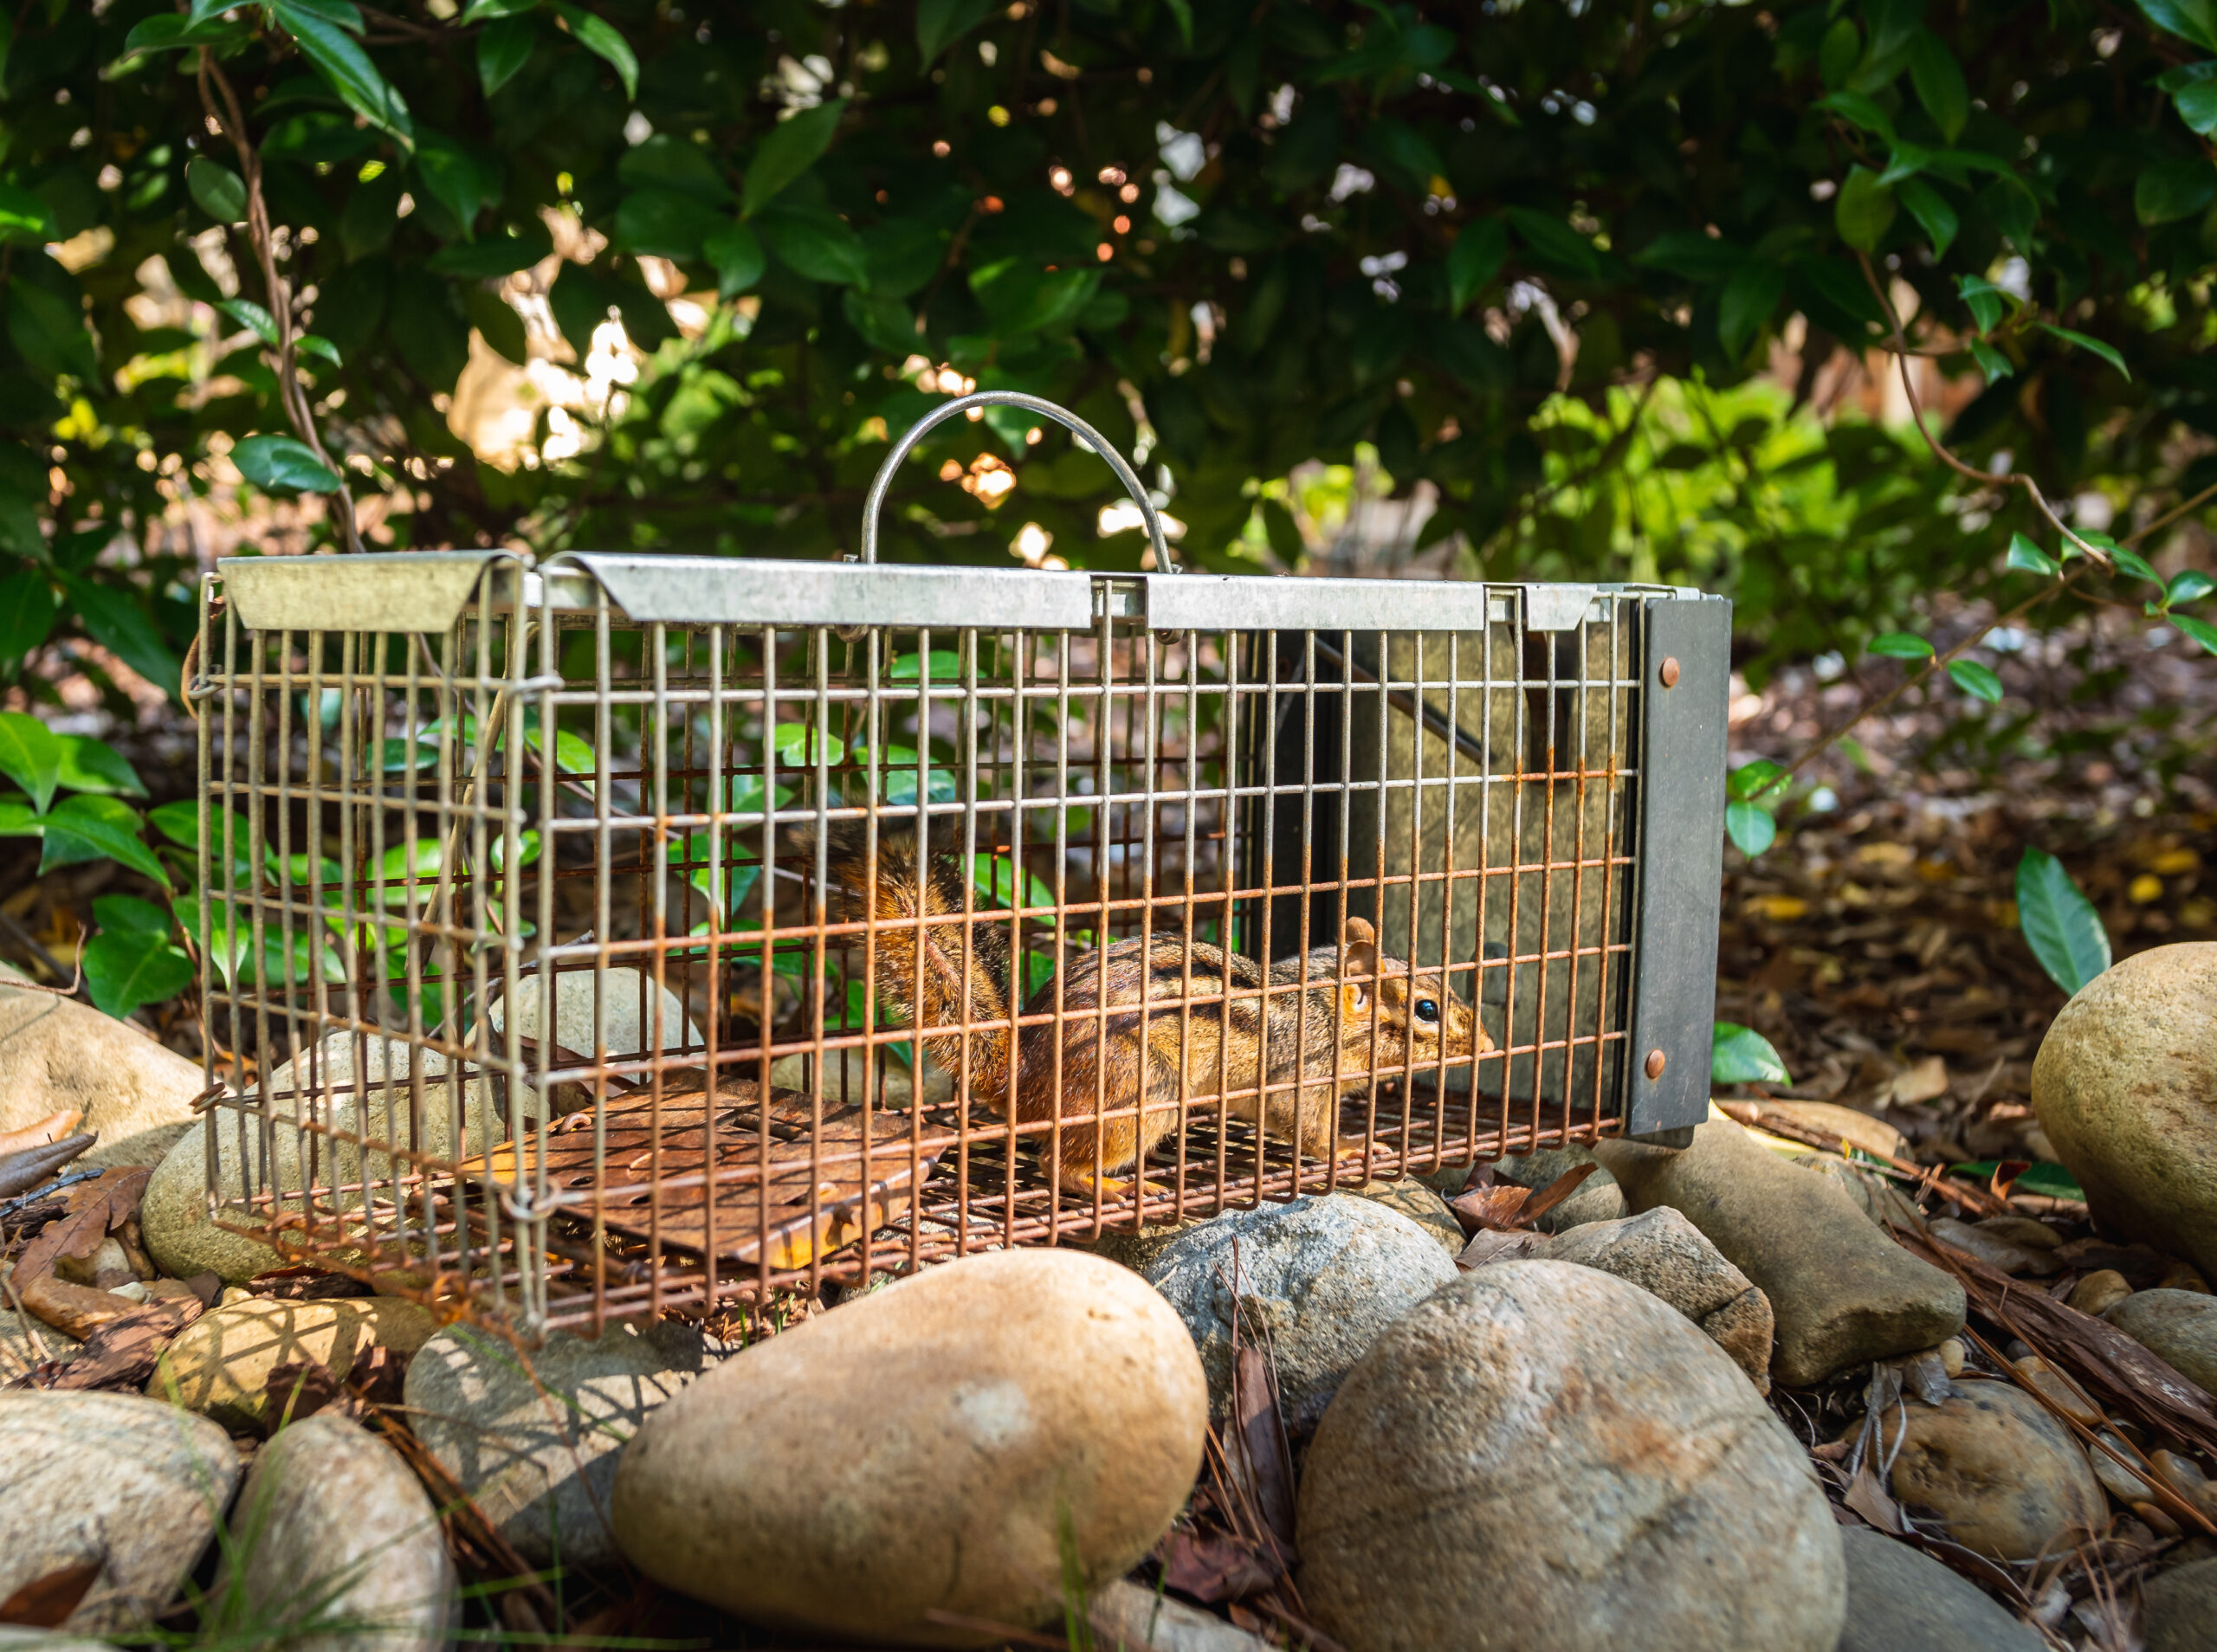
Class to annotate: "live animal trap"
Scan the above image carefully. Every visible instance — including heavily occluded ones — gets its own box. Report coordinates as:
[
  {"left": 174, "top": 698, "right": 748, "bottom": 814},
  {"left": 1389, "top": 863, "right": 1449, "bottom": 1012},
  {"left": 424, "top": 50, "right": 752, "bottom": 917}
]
[{"left": 190, "top": 392, "right": 1729, "bottom": 1335}]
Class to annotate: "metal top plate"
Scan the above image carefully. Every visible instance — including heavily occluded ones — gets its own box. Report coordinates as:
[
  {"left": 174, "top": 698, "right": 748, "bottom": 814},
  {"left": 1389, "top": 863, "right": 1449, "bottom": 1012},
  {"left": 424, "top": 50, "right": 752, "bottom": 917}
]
[
  {"left": 567, "top": 554, "right": 1099, "bottom": 630},
  {"left": 221, "top": 551, "right": 510, "bottom": 635}
]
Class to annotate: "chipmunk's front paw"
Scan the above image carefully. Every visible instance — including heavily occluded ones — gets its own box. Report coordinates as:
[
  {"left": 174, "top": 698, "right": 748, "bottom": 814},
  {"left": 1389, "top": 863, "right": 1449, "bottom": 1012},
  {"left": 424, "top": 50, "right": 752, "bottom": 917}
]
[
  {"left": 1059, "top": 1171, "right": 1168, "bottom": 1203},
  {"left": 1328, "top": 1137, "right": 1374, "bottom": 1176}
]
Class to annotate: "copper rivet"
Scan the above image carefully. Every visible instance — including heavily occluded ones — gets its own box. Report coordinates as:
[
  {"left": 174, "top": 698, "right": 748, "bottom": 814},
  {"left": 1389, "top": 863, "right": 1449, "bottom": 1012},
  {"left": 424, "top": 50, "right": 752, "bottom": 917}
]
[
  {"left": 1645, "top": 1049, "right": 1667, "bottom": 1081},
  {"left": 1658, "top": 657, "right": 1682, "bottom": 688}
]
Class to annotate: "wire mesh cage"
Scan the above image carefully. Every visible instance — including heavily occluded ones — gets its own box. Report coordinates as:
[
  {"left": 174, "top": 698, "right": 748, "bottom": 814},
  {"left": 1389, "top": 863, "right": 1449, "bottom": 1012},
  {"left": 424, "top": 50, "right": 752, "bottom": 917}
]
[{"left": 189, "top": 393, "right": 1729, "bottom": 1336}]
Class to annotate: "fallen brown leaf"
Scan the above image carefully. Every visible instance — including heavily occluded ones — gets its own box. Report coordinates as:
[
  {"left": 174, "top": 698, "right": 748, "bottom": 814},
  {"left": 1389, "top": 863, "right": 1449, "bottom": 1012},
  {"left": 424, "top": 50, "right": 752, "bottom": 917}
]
[
  {"left": 0, "top": 1110, "right": 84, "bottom": 1158},
  {"left": 0, "top": 1561, "right": 100, "bottom": 1627},
  {"left": 40, "top": 1298, "right": 200, "bottom": 1392}
]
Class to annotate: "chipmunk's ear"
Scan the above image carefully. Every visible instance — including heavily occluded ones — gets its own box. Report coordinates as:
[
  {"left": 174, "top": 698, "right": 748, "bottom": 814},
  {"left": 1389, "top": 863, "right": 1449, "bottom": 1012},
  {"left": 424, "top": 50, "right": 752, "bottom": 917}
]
[{"left": 1340, "top": 916, "right": 1378, "bottom": 1014}]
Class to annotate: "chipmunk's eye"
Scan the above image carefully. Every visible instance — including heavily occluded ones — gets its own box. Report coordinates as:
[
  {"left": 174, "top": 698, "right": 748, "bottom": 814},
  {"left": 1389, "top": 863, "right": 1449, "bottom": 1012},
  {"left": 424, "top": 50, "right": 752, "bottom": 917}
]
[{"left": 1415, "top": 997, "right": 1438, "bottom": 1024}]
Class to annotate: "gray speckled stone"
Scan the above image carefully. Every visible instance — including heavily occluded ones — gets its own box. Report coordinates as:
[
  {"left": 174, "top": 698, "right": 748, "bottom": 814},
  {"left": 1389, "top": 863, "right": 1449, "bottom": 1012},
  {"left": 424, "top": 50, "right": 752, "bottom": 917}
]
[
  {"left": 2146, "top": 1557, "right": 2217, "bottom": 1652},
  {"left": 404, "top": 1319, "right": 705, "bottom": 1567},
  {"left": 2104, "top": 1289, "right": 2217, "bottom": 1394},
  {"left": 1144, "top": 1194, "right": 1457, "bottom": 1433},
  {"left": 221, "top": 1412, "right": 455, "bottom": 1652},
  {"left": 1836, "top": 1527, "right": 2043, "bottom": 1652}
]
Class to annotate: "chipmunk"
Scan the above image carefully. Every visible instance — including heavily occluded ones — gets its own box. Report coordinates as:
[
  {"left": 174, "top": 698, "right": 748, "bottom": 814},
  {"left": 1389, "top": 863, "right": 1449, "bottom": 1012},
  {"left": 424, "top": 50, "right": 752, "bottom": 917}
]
[{"left": 801, "top": 823, "right": 1490, "bottom": 1197}]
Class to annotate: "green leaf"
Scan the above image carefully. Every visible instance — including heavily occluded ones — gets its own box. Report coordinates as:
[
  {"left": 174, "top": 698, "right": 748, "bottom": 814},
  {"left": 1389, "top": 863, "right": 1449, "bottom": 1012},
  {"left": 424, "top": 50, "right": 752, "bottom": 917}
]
[
  {"left": 2165, "top": 570, "right": 2216, "bottom": 606},
  {"left": 2107, "top": 542, "right": 2160, "bottom": 582},
  {"left": 2014, "top": 846, "right": 2111, "bottom": 996},
  {"left": 1955, "top": 275, "right": 2008, "bottom": 336},
  {"left": 0, "top": 183, "right": 57, "bottom": 244},
  {"left": 704, "top": 223, "right": 766, "bottom": 298},
  {"left": 2138, "top": 0, "right": 2217, "bottom": 54},
  {"left": 0, "top": 573, "right": 57, "bottom": 668},
  {"left": 917, "top": 0, "right": 997, "bottom": 64},
  {"left": 1968, "top": 338, "right": 2013, "bottom": 381},
  {"left": 2006, "top": 533, "right": 2059, "bottom": 577},
  {"left": 552, "top": 3, "right": 637, "bottom": 99},
  {"left": 1503, "top": 207, "right": 1600, "bottom": 279},
  {"left": 10, "top": 285, "right": 100, "bottom": 383},
  {"left": 477, "top": 16, "right": 534, "bottom": 96},
  {"left": 1712, "top": 1022, "right": 1792, "bottom": 1087},
  {"left": 1907, "top": 29, "right": 1970, "bottom": 144},
  {"left": 41, "top": 795, "right": 170, "bottom": 887},
  {"left": 889, "top": 650, "right": 962, "bottom": 681},
  {"left": 614, "top": 187, "right": 726, "bottom": 261},
  {"left": 843, "top": 289, "right": 920, "bottom": 355},
  {"left": 2173, "top": 612, "right": 2217, "bottom": 654},
  {"left": 1948, "top": 1159, "right": 2085, "bottom": 1199},
  {"left": 424, "top": 221, "right": 553, "bottom": 278},
  {"left": 1727, "top": 759, "right": 1786, "bottom": 803},
  {"left": 2037, "top": 324, "right": 2130, "bottom": 383},
  {"left": 219, "top": 298, "right": 279, "bottom": 347},
  {"left": 460, "top": 0, "right": 540, "bottom": 20},
  {"left": 233, "top": 435, "right": 343, "bottom": 494},
  {"left": 187, "top": 158, "right": 248, "bottom": 223},
  {"left": 1896, "top": 178, "right": 1957, "bottom": 259},
  {"left": 1815, "top": 91, "right": 1895, "bottom": 145},
  {"left": 1868, "top": 631, "right": 1934, "bottom": 659},
  {"left": 55, "top": 736, "right": 145, "bottom": 797},
  {"left": 1446, "top": 218, "right": 1509, "bottom": 315},
  {"left": 294, "top": 334, "right": 343, "bottom": 366},
  {"left": 771, "top": 722, "right": 844, "bottom": 767},
  {"left": 1818, "top": 16, "right": 1862, "bottom": 88},
  {"left": 1946, "top": 658, "right": 2003, "bottom": 702},
  {"left": 273, "top": 0, "right": 414, "bottom": 145},
  {"left": 1725, "top": 800, "right": 1777, "bottom": 858},
  {"left": 756, "top": 203, "right": 868, "bottom": 286},
  {"left": 1718, "top": 261, "right": 1786, "bottom": 358},
  {"left": 82, "top": 926, "right": 193, "bottom": 1018},
  {"left": 0, "top": 712, "right": 62, "bottom": 814},
  {"left": 1834, "top": 167, "right": 1896, "bottom": 253},
  {"left": 94, "top": 893, "right": 173, "bottom": 935},
  {"left": 2175, "top": 79, "right": 2217, "bottom": 137},
  {"left": 742, "top": 100, "right": 846, "bottom": 219},
  {"left": 2135, "top": 157, "right": 2217, "bottom": 225},
  {"left": 65, "top": 579, "right": 182, "bottom": 700}
]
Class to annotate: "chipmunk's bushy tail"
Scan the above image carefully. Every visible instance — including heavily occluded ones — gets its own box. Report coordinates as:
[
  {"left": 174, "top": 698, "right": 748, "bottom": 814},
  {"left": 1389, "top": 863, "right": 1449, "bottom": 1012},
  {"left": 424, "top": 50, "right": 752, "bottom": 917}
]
[{"left": 800, "top": 820, "right": 1017, "bottom": 1108}]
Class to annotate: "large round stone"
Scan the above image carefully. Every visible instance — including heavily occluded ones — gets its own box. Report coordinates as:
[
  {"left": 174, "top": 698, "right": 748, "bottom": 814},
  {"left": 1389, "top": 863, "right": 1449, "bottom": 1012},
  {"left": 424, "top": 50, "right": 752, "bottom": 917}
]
[
  {"left": 0, "top": 1391, "right": 242, "bottom": 1632},
  {"left": 1143, "top": 1193, "right": 1458, "bottom": 1433},
  {"left": 2032, "top": 943, "right": 2217, "bottom": 1279},
  {"left": 1836, "top": 1526, "right": 2044, "bottom": 1652},
  {"left": 221, "top": 1413, "right": 456, "bottom": 1652},
  {"left": 2104, "top": 1289, "right": 2217, "bottom": 1393},
  {"left": 406, "top": 1319, "right": 706, "bottom": 1568},
  {"left": 610, "top": 1249, "right": 1206, "bottom": 1647},
  {"left": 1881, "top": 1381, "right": 2106, "bottom": 1561},
  {"left": 0, "top": 969, "right": 204, "bottom": 1167},
  {"left": 1296, "top": 1261, "right": 1845, "bottom": 1652}
]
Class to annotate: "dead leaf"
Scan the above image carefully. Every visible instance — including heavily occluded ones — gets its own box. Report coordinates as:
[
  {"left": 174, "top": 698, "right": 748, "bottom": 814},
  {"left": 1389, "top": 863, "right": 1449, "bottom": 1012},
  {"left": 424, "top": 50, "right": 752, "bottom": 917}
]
[
  {"left": 0, "top": 1110, "right": 84, "bottom": 1158},
  {"left": 0, "top": 1561, "right": 100, "bottom": 1627},
  {"left": 1447, "top": 1182, "right": 1532, "bottom": 1233},
  {"left": 1842, "top": 1457, "right": 1904, "bottom": 1534},
  {"left": 1230, "top": 1345, "right": 1296, "bottom": 1554},
  {"left": 0, "top": 1134, "right": 97, "bottom": 1199},
  {"left": 1157, "top": 1526, "right": 1283, "bottom": 1604},
  {"left": 41, "top": 1298, "right": 200, "bottom": 1392},
  {"left": 1889, "top": 1056, "right": 1950, "bottom": 1107},
  {"left": 1455, "top": 1229, "right": 1549, "bottom": 1269},
  {"left": 13, "top": 1168, "right": 153, "bottom": 1340},
  {"left": 1517, "top": 1163, "right": 1599, "bottom": 1227}
]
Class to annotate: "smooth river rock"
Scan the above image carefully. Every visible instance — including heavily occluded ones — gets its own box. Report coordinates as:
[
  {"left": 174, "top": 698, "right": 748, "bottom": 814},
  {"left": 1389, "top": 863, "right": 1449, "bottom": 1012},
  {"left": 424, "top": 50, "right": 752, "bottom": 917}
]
[
  {"left": 151, "top": 1297, "right": 439, "bottom": 1431},
  {"left": 611, "top": 1249, "right": 1207, "bottom": 1647},
  {"left": 1143, "top": 1194, "right": 1458, "bottom": 1432},
  {"left": 2032, "top": 942, "right": 2217, "bottom": 1281},
  {"left": 1593, "top": 1115, "right": 1965, "bottom": 1385},
  {"left": 1539, "top": 1205, "right": 1774, "bottom": 1388},
  {"left": 1880, "top": 1381, "right": 2106, "bottom": 1561},
  {"left": 1341, "top": 1176, "right": 1465, "bottom": 1253},
  {"left": 2145, "top": 1556, "right": 2217, "bottom": 1652},
  {"left": 406, "top": 1319, "right": 704, "bottom": 1567},
  {"left": 0, "top": 1390, "right": 242, "bottom": 1631},
  {"left": 223, "top": 1413, "right": 456, "bottom": 1652},
  {"left": 1296, "top": 1262, "right": 1845, "bottom": 1652},
  {"left": 1835, "top": 1526, "right": 2045, "bottom": 1652},
  {"left": 0, "top": 971, "right": 204, "bottom": 1166},
  {"left": 2104, "top": 1289, "right": 2217, "bottom": 1394}
]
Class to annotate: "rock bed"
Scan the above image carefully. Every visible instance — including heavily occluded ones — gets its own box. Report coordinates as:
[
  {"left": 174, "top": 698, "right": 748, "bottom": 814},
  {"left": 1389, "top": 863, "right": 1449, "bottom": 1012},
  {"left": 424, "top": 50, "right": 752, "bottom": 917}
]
[{"left": 3, "top": 949, "right": 2217, "bottom": 1649}]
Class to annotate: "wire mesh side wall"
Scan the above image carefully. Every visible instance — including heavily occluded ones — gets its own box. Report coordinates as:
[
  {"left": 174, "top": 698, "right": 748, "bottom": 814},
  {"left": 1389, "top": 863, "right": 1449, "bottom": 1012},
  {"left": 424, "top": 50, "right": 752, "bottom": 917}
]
[
  {"left": 198, "top": 565, "right": 1666, "bottom": 1334},
  {"left": 195, "top": 565, "right": 557, "bottom": 1316}
]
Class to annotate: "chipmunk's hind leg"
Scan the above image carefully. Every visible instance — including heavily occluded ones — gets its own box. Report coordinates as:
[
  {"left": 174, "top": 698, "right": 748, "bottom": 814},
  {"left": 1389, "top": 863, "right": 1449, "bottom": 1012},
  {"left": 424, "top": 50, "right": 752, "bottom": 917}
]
[{"left": 1051, "top": 1036, "right": 1181, "bottom": 1202}]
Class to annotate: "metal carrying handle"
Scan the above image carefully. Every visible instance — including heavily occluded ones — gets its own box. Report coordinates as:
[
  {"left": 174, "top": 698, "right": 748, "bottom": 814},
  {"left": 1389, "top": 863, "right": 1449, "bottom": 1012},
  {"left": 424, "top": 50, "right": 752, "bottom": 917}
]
[{"left": 857, "top": 390, "right": 1180, "bottom": 574}]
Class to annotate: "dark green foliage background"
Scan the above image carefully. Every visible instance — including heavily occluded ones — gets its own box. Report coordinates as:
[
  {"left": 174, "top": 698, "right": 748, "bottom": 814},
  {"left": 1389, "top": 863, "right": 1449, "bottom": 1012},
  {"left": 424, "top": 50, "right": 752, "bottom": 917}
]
[{"left": 4, "top": 0, "right": 2215, "bottom": 713}]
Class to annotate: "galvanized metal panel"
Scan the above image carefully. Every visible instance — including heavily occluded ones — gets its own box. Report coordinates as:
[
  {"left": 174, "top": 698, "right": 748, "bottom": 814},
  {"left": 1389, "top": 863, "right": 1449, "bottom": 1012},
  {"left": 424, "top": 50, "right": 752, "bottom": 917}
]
[
  {"left": 1626, "top": 593, "right": 1733, "bottom": 1139},
  {"left": 1141, "top": 573, "right": 1503, "bottom": 634},
  {"left": 222, "top": 551, "right": 506, "bottom": 634},
  {"left": 567, "top": 554, "right": 1098, "bottom": 630}
]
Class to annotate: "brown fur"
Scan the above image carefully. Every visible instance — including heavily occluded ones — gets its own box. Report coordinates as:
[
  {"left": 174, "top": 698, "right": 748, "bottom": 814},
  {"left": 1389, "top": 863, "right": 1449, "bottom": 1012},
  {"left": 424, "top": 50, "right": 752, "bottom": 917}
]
[{"left": 805, "top": 823, "right": 1491, "bottom": 1196}]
